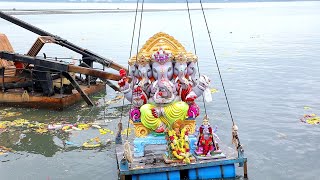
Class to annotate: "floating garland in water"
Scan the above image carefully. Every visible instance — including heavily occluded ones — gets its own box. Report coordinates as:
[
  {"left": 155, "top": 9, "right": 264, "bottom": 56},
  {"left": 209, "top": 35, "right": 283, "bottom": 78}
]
[
  {"left": 0, "top": 119, "right": 132, "bottom": 135},
  {"left": 82, "top": 137, "right": 102, "bottom": 148},
  {"left": 0, "top": 146, "right": 13, "bottom": 155},
  {"left": 300, "top": 114, "right": 320, "bottom": 125}
]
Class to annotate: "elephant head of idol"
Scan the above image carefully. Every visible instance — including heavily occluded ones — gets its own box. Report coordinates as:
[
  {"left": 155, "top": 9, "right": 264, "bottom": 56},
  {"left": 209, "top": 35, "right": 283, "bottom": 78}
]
[
  {"left": 151, "top": 47, "right": 174, "bottom": 82},
  {"left": 150, "top": 48, "right": 176, "bottom": 104},
  {"left": 173, "top": 52, "right": 189, "bottom": 86},
  {"left": 135, "top": 54, "right": 152, "bottom": 92},
  {"left": 186, "top": 52, "right": 198, "bottom": 87}
]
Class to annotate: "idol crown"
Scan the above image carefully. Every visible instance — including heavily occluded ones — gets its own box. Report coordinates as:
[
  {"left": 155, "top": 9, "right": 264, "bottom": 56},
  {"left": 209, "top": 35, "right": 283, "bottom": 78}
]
[{"left": 152, "top": 48, "right": 171, "bottom": 63}]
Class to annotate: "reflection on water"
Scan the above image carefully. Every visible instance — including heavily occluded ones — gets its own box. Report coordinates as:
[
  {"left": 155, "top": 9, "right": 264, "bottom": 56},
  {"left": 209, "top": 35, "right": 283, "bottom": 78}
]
[
  {"left": 2, "top": 132, "right": 63, "bottom": 158},
  {"left": 0, "top": 92, "right": 129, "bottom": 179},
  {"left": 0, "top": 93, "right": 129, "bottom": 158}
]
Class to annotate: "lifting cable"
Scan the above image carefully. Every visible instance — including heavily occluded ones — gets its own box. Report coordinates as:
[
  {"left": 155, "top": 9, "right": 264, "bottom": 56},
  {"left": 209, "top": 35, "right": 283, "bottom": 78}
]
[
  {"left": 185, "top": 0, "right": 208, "bottom": 117},
  {"left": 198, "top": 0, "right": 236, "bottom": 126},
  {"left": 118, "top": 0, "right": 140, "bottom": 139},
  {"left": 119, "top": 0, "right": 241, "bottom": 148},
  {"left": 126, "top": 0, "right": 145, "bottom": 140},
  {"left": 198, "top": 0, "right": 242, "bottom": 148},
  {"left": 200, "top": 0, "right": 243, "bottom": 149},
  {"left": 120, "top": 0, "right": 144, "bottom": 163}
]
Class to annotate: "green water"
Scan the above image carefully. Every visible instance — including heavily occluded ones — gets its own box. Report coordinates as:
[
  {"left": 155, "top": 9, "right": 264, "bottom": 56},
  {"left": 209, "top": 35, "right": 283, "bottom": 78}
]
[{"left": 0, "top": 91, "right": 130, "bottom": 179}]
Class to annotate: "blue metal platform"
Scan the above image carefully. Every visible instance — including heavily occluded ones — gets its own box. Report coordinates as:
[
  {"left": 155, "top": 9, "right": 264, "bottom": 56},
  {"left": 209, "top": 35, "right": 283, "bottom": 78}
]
[{"left": 116, "top": 144, "right": 247, "bottom": 180}]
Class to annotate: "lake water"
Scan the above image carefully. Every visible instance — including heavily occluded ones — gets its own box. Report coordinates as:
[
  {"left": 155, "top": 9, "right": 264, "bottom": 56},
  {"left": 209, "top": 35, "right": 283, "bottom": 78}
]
[{"left": 0, "top": 1, "right": 320, "bottom": 180}]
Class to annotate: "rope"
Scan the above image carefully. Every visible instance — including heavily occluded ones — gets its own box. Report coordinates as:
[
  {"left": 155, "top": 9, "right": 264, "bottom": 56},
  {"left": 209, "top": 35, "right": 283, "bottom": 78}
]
[
  {"left": 129, "top": 0, "right": 141, "bottom": 60},
  {"left": 134, "top": 0, "right": 145, "bottom": 61},
  {"left": 199, "top": 0, "right": 235, "bottom": 126},
  {"left": 119, "top": 0, "right": 140, "bottom": 140},
  {"left": 124, "top": 140, "right": 134, "bottom": 163},
  {"left": 185, "top": 0, "right": 208, "bottom": 117}
]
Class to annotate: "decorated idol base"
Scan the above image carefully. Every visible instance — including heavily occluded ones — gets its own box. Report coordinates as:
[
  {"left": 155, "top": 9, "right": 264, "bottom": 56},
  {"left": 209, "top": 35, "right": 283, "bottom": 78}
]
[
  {"left": 163, "top": 152, "right": 196, "bottom": 164},
  {"left": 194, "top": 149, "right": 226, "bottom": 160}
]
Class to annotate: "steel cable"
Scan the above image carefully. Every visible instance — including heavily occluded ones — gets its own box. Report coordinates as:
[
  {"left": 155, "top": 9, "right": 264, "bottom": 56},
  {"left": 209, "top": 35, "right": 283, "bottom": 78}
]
[{"left": 185, "top": 0, "right": 208, "bottom": 117}]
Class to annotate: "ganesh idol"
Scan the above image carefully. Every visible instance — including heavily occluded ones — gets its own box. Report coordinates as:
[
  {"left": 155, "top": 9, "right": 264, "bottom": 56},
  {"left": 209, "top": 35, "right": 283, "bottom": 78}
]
[{"left": 117, "top": 32, "right": 211, "bottom": 136}]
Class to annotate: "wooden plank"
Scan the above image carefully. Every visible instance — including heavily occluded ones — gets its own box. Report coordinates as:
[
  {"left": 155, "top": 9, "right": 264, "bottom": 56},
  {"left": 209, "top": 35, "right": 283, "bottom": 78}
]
[
  {"left": 68, "top": 65, "right": 122, "bottom": 81},
  {"left": 0, "top": 34, "right": 14, "bottom": 52},
  {"left": 104, "top": 79, "right": 119, "bottom": 92},
  {"left": 0, "top": 33, "right": 16, "bottom": 78},
  {"left": 27, "top": 36, "right": 54, "bottom": 57}
]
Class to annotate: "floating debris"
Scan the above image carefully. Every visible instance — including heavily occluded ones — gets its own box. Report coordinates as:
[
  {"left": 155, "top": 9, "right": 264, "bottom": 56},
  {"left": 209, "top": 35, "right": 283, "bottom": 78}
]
[
  {"left": 0, "top": 118, "right": 118, "bottom": 134},
  {"left": 300, "top": 114, "right": 320, "bottom": 125},
  {"left": 48, "top": 124, "right": 63, "bottom": 130},
  {"left": 19, "top": 133, "right": 26, "bottom": 139},
  {"left": 82, "top": 137, "right": 101, "bottom": 148},
  {"left": 62, "top": 125, "right": 73, "bottom": 132},
  {"left": 105, "top": 95, "right": 124, "bottom": 105},
  {"left": 303, "top": 106, "right": 311, "bottom": 110},
  {"left": 12, "top": 118, "right": 29, "bottom": 127},
  {"left": 121, "top": 128, "right": 132, "bottom": 135},
  {"left": 65, "top": 141, "right": 76, "bottom": 146},
  {"left": 0, "top": 121, "right": 11, "bottom": 129},
  {"left": 210, "top": 88, "right": 219, "bottom": 94},
  {"left": 71, "top": 126, "right": 81, "bottom": 131},
  {"left": 91, "top": 124, "right": 102, "bottom": 129},
  {"left": 0, "top": 146, "right": 13, "bottom": 155},
  {"left": 77, "top": 123, "right": 90, "bottom": 130},
  {"left": 277, "top": 132, "right": 287, "bottom": 139},
  {"left": 227, "top": 67, "right": 234, "bottom": 71},
  {"left": 0, "top": 117, "right": 119, "bottom": 153},
  {"left": 92, "top": 95, "right": 105, "bottom": 99},
  {"left": 99, "top": 128, "right": 111, "bottom": 135},
  {"left": 35, "top": 128, "right": 48, "bottom": 134},
  {"left": 0, "top": 110, "right": 22, "bottom": 118}
]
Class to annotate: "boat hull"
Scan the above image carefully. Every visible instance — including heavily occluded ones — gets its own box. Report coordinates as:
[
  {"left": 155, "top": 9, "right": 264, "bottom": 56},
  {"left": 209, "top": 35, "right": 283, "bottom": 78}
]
[{"left": 0, "top": 83, "right": 105, "bottom": 110}]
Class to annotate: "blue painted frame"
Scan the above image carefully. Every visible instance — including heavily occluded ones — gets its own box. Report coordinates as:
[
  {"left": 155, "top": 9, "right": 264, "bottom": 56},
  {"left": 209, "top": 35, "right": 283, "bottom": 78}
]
[{"left": 118, "top": 157, "right": 247, "bottom": 176}]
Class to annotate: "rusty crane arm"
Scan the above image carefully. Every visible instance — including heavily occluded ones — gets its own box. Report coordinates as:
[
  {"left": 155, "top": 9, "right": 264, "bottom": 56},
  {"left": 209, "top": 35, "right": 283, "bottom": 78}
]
[{"left": 0, "top": 51, "right": 123, "bottom": 81}]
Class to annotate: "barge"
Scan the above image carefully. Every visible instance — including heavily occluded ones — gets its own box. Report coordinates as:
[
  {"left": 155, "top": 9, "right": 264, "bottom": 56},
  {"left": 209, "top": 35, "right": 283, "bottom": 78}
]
[{"left": 0, "top": 11, "right": 124, "bottom": 110}]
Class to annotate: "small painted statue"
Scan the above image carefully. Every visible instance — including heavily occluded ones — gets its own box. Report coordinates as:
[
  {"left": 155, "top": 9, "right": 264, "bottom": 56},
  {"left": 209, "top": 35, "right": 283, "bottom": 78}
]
[{"left": 195, "top": 116, "right": 220, "bottom": 156}]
